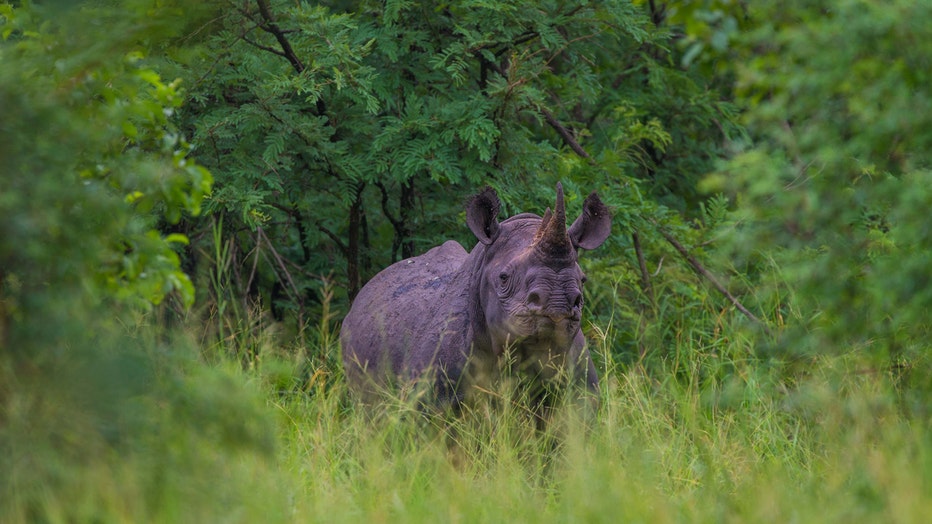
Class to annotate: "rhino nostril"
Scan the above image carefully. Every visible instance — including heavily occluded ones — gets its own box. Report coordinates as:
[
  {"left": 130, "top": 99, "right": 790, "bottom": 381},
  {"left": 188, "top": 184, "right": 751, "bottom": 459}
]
[
  {"left": 527, "top": 291, "right": 542, "bottom": 307},
  {"left": 570, "top": 292, "right": 583, "bottom": 309}
]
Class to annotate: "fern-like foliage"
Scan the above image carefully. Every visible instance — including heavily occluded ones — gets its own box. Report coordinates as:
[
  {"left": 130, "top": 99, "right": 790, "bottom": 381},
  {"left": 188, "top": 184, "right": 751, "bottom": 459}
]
[{"left": 175, "top": 0, "right": 740, "bottom": 363}]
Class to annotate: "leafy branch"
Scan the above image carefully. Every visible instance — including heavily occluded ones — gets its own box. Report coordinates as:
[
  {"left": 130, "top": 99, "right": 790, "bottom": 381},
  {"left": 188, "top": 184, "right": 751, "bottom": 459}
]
[
  {"left": 540, "top": 71, "right": 756, "bottom": 330},
  {"left": 656, "top": 225, "right": 770, "bottom": 334},
  {"left": 254, "top": 0, "right": 305, "bottom": 73},
  {"left": 232, "top": 0, "right": 327, "bottom": 116},
  {"left": 480, "top": 50, "right": 592, "bottom": 160},
  {"left": 540, "top": 106, "right": 592, "bottom": 161}
]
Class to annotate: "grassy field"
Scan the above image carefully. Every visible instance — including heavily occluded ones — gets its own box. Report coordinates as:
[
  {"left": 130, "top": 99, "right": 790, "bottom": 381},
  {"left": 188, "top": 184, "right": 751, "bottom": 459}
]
[
  {"left": 266, "top": 356, "right": 930, "bottom": 523},
  {"left": 2, "top": 314, "right": 930, "bottom": 523}
]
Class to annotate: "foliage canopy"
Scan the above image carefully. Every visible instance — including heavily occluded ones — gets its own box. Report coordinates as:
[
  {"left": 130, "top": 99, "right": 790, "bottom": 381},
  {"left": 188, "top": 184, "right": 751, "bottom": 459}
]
[{"left": 176, "top": 0, "right": 737, "bottom": 328}]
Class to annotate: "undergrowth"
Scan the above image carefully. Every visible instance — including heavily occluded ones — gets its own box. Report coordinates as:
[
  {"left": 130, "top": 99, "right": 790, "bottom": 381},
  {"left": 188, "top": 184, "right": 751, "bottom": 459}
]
[
  {"left": 3, "top": 253, "right": 930, "bottom": 523},
  {"left": 263, "top": 331, "right": 930, "bottom": 523},
  {"left": 2, "top": 302, "right": 929, "bottom": 523},
  {"left": 250, "top": 280, "right": 928, "bottom": 523}
]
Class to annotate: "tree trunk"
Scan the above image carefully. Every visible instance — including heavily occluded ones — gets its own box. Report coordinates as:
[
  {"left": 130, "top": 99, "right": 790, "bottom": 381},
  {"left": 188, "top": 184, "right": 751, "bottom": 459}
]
[
  {"left": 347, "top": 187, "right": 363, "bottom": 301},
  {"left": 400, "top": 177, "right": 416, "bottom": 259}
]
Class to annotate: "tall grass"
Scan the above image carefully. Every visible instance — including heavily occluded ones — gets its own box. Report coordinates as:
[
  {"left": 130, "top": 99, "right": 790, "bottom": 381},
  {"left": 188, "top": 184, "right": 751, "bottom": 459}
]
[
  {"left": 3, "top": 281, "right": 929, "bottom": 523},
  {"left": 4, "top": 335, "right": 929, "bottom": 522},
  {"left": 260, "top": 312, "right": 931, "bottom": 523}
]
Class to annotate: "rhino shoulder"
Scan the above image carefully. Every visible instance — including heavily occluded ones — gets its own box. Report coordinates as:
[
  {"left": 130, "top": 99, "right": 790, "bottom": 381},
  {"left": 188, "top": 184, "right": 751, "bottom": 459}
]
[
  {"left": 419, "top": 240, "right": 468, "bottom": 271},
  {"left": 349, "top": 240, "right": 467, "bottom": 308},
  {"left": 342, "top": 239, "right": 471, "bottom": 386}
]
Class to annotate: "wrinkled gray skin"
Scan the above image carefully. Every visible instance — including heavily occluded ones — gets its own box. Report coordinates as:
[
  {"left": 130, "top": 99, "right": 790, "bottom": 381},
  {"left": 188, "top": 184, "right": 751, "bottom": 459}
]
[{"left": 340, "top": 183, "right": 612, "bottom": 411}]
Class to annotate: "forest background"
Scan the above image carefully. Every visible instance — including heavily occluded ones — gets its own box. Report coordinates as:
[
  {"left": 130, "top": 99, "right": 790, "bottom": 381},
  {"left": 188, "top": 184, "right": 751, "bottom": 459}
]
[{"left": 1, "top": 0, "right": 930, "bottom": 522}]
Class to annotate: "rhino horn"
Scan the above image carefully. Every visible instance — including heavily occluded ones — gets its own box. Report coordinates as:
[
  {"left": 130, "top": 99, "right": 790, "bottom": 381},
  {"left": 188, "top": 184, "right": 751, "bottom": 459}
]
[
  {"left": 534, "top": 183, "right": 573, "bottom": 257},
  {"left": 538, "top": 207, "right": 553, "bottom": 233}
]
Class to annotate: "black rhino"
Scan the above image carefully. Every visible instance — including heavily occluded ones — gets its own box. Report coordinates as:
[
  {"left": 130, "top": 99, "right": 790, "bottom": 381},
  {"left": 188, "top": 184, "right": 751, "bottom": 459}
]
[{"left": 340, "top": 183, "right": 611, "bottom": 412}]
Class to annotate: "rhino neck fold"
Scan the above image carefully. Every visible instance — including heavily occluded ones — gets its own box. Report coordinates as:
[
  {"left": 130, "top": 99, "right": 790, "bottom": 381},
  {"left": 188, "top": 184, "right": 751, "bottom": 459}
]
[{"left": 462, "top": 241, "right": 496, "bottom": 357}]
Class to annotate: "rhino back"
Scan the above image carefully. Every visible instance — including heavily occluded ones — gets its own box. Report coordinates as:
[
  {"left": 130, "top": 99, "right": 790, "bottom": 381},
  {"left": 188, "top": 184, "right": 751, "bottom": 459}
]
[{"left": 340, "top": 240, "right": 473, "bottom": 390}]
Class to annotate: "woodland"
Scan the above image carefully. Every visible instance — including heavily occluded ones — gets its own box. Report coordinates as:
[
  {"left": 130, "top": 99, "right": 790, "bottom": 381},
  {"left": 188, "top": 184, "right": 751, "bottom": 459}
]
[{"left": 1, "top": 1, "right": 931, "bottom": 522}]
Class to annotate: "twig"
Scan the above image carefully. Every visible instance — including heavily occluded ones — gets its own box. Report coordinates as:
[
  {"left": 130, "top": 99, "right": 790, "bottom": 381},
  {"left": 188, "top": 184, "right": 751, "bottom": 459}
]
[
  {"left": 651, "top": 256, "right": 664, "bottom": 277},
  {"left": 245, "top": 227, "right": 263, "bottom": 299},
  {"left": 255, "top": 226, "right": 302, "bottom": 302},
  {"left": 255, "top": 225, "right": 307, "bottom": 336},
  {"left": 241, "top": 34, "right": 288, "bottom": 58},
  {"left": 316, "top": 223, "right": 348, "bottom": 256},
  {"left": 632, "top": 231, "right": 655, "bottom": 306}
]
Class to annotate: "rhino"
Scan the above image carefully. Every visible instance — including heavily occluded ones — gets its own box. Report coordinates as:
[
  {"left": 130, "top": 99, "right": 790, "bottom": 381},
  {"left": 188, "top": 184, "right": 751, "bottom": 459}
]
[{"left": 340, "top": 183, "right": 611, "bottom": 413}]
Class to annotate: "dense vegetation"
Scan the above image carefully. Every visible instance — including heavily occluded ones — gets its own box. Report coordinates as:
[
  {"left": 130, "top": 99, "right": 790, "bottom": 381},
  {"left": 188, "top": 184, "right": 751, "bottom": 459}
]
[{"left": 1, "top": 0, "right": 930, "bottom": 522}]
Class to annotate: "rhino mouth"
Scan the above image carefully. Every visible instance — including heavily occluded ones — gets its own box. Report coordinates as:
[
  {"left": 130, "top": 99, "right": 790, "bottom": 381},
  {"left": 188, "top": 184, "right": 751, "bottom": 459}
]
[
  {"left": 507, "top": 312, "right": 579, "bottom": 343},
  {"left": 494, "top": 315, "right": 577, "bottom": 376},
  {"left": 515, "top": 310, "right": 579, "bottom": 326}
]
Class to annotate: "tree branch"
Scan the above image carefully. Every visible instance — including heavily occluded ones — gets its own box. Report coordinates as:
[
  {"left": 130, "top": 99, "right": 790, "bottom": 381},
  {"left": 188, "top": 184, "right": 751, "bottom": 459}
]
[
  {"left": 657, "top": 227, "right": 771, "bottom": 333},
  {"left": 229, "top": 1, "right": 326, "bottom": 116},
  {"left": 375, "top": 181, "right": 404, "bottom": 233},
  {"left": 316, "top": 223, "right": 348, "bottom": 257},
  {"left": 270, "top": 202, "right": 348, "bottom": 257},
  {"left": 539, "top": 106, "right": 593, "bottom": 161},
  {"left": 241, "top": 34, "right": 288, "bottom": 58},
  {"left": 375, "top": 181, "right": 416, "bottom": 262},
  {"left": 375, "top": 181, "right": 404, "bottom": 262},
  {"left": 648, "top": 0, "right": 666, "bottom": 26},
  {"left": 255, "top": 225, "right": 303, "bottom": 303},
  {"left": 632, "top": 231, "right": 655, "bottom": 306},
  {"left": 493, "top": 31, "right": 540, "bottom": 58},
  {"left": 255, "top": 0, "right": 305, "bottom": 73}
]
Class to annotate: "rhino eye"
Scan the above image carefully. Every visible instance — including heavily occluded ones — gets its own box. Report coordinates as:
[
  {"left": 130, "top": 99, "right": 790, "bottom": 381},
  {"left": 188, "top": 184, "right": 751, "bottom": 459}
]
[
  {"left": 498, "top": 272, "right": 510, "bottom": 284},
  {"left": 581, "top": 274, "right": 588, "bottom": 285}
]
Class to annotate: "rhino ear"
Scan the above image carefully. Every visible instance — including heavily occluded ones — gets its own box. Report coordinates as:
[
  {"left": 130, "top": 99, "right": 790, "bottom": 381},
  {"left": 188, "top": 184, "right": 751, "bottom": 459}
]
[
  {"left": 568, "top": 192, "right": 611, "bottom": 250},
  {"left": 466, "top": 186, "right": 501, "bottom": 245}
]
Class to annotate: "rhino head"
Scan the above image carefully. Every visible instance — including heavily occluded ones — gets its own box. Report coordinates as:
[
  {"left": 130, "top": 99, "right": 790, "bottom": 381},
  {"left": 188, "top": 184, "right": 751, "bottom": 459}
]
[{"left": 466, "top": 183, "right": 611, "bottom": 380}]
